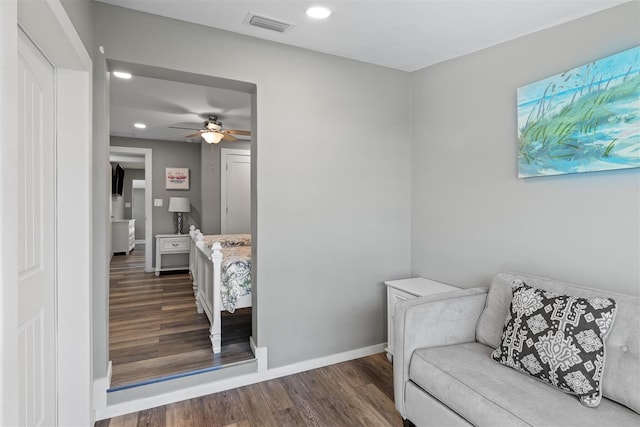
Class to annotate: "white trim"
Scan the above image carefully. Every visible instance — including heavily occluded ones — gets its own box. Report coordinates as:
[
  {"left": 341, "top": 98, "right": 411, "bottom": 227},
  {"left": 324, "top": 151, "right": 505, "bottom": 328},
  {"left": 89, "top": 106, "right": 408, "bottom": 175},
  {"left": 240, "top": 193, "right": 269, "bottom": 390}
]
[
  {"left": 95, "top": 343, "right": 385, "bottom": 420},
  {"left": 56, "top": 66, "right": 93, "bottom": 427},
  {"left": 0, "top": 3, "right": 20, "bottom": 425},
  {"left": 9, "top": 1, "right": 93, "bottom": 426},
  {"left": 93, "top": 361, "right": 112, "bottom": 411},
  {"left": 250, "top": 336, "right": 267, "bottom": 374},
  {"left": 263, "top": 343, "right": 386, "bottom": 382},
  {"left": 109, "top": 146, "right": 153, "bottom": 272},
  {"left": 220, "top": 148, "right": 250, "bottom": 234}
]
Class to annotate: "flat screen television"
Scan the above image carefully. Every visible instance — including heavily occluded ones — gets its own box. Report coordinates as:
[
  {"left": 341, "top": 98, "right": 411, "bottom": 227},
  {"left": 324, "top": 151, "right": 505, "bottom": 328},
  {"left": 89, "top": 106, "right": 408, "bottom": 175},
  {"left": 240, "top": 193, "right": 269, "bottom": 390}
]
[{"left": 112, "top": 164, "right": 125, "bottom": 196}]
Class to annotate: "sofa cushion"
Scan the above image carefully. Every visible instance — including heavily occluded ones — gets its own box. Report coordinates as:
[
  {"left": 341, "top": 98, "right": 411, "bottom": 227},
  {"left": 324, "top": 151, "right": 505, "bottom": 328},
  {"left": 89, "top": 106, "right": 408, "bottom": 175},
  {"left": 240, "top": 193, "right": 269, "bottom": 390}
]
[
  {"left": 476, "top": 271, "right": 640, "bottom": 413},
  {"left": 409, "top": 342, "right": 640, "bottom": 426},
  {"left": 491, "top": 280, "right": 617, "bottom": 407}
]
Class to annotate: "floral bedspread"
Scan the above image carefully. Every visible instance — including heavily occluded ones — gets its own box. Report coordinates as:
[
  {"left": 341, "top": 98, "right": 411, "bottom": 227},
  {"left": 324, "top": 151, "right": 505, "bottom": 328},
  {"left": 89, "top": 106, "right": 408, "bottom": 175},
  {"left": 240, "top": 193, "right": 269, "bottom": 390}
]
[
  {"left": 203, "top": 233, "right": 251, "bottom": 248},
  {"left": 201, "top": 235, "right": 251, "bottom": 312},
  {"left": 220, "top": 245, "right": 251, "bottom": 313}
]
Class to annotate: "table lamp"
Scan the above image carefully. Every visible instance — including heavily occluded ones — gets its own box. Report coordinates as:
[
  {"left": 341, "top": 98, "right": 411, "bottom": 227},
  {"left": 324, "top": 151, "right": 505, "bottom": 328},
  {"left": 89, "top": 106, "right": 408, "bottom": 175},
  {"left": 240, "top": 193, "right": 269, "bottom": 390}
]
[{"left": 168, "top": 197, "right": 190, "bottom": 234}]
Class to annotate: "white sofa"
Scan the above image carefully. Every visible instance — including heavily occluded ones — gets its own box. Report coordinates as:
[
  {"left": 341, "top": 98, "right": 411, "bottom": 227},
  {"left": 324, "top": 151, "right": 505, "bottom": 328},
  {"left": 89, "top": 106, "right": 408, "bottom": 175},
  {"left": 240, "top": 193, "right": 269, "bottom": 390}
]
[{"left": 394, "top": 271, "right": 640, "bottom": 426}]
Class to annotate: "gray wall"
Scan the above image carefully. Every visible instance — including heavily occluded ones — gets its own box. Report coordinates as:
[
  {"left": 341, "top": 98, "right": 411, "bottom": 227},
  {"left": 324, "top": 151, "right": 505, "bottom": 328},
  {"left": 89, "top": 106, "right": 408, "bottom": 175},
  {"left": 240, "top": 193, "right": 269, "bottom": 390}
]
[
  {"left": 201, "top": 140, "right": 251, "bottom": 234},
  {"left": 96, "top": 3, "right": 413, "bottom": 368},
  {"left": 411, "top": 1, "right": 640, "bottom": 296},
  {"left": 93, "top": 52, "right": 111, "bottom": 381},
  {"left": 109, "top": 166, "right": 144, "bottom": 220},
  {"left": 132, "top": 188, "right": 146, "bottom": 240},
  {"left": 60, "top": 0, "right": 94, "bottom": 58},
  {"left": 60, "top": 0, "right": 113, "bottom": 380},
  {"left": 111, "top": 137, "right": 202, "bottom": 265},
  {"left": 122, "top": 168, "right": 145, "bottom": 220},
  {"left": 110, "top": 194, "right": 123, "bottom": 219},
  {"left": 65, "top": 0, "right": 640, "bottom": 382}
]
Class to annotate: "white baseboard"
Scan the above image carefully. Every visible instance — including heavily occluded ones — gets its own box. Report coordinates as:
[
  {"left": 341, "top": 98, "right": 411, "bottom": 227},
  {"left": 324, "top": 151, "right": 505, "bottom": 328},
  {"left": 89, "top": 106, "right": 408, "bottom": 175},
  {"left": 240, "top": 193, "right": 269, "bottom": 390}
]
[
  {"left": 93, "top": 361, "right": 112, "bottom": 411},
  {"left": 260, "top": 343, "right": 385, "bottom": 382},
  {"left": 250, "top": 336, "right": 267, "bottom": 374},
  {"left": 94, "top": 343, "right": 385, "bottom": 421}
]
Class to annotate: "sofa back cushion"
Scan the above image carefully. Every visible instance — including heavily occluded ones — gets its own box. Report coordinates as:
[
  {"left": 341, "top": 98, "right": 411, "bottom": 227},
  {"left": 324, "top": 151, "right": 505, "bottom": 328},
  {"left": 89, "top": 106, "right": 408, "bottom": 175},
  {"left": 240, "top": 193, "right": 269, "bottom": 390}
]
[{"left": 476, "top": 271, "right": 640, "bottom": 414}]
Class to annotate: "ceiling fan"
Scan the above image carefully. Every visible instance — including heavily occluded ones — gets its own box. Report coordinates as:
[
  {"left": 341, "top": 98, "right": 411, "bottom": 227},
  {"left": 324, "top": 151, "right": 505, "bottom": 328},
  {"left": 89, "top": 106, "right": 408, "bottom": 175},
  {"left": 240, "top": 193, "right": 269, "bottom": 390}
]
[{"left": 170, "top": 115, "right": 251, "bottom": 144}]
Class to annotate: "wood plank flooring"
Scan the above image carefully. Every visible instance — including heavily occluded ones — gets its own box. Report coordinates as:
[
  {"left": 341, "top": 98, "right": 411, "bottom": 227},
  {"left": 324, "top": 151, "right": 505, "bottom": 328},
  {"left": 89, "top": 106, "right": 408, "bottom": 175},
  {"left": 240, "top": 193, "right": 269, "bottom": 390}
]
[
  {"left": 96, "top": 353, "right": 403, "bottom": 427},
  {"left": 109, "top": 245, "right": 253, "bottom": 388}
]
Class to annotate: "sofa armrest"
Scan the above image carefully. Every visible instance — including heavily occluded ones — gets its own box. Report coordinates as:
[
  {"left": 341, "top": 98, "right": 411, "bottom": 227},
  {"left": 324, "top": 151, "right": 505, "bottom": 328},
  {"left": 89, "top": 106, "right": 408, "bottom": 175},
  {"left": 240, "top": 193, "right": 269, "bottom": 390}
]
[{"left": 393, "top": 287, "right": 488, "bottom": 418}]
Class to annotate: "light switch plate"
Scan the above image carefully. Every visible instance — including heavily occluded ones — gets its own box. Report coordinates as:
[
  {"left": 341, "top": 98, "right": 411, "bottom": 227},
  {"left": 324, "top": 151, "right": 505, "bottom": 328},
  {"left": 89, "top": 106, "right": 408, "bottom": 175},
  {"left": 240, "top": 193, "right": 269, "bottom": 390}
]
[
  {"left": 154, "top": 199, "right": 163, "bottom": 207},
  {"left": 124, "top": 202, "right": 131, "bottom": 208}
]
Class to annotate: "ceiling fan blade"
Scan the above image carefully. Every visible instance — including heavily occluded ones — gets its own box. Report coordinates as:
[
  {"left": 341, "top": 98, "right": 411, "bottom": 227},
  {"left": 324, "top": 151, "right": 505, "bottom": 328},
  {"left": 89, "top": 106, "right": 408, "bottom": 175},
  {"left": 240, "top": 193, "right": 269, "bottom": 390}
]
[
  {"left": 185, "top": 131, "right": 204, "bottom": 138},
  {"left": 225, "top": 129, "right": 251, "bottom": 136},
  {"left": 222, "top": 133, "right": 237, "bottom": 142}
]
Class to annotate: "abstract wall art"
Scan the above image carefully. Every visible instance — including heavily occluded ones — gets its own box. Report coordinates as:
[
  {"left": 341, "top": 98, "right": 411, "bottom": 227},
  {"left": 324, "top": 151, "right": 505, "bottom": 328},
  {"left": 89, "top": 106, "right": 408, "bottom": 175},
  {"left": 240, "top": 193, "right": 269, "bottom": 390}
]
[
  {"left": 517, "top": 46, "right": 639, "bottom": 178},
  {"left": 165, "top": 167, "right": 189, "bottom": 190}
]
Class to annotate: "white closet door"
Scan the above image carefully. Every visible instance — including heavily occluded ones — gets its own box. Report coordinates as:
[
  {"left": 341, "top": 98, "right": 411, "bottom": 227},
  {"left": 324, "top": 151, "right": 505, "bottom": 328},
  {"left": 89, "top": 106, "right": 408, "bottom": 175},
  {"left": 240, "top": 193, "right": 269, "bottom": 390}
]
[
  {"left": 221, "top": 149, "right": 251, "bottom": 234},
  {"left": 17, "top": 29, "right": 57, "bottom": 427}
]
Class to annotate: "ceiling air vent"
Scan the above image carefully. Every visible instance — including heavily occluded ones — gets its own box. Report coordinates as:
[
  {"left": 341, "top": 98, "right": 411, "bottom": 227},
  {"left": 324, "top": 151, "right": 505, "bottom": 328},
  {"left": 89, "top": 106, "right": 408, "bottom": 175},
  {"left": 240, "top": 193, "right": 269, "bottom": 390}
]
[{"left": 244, "top": 12, "right": 295, "bottom": 33}]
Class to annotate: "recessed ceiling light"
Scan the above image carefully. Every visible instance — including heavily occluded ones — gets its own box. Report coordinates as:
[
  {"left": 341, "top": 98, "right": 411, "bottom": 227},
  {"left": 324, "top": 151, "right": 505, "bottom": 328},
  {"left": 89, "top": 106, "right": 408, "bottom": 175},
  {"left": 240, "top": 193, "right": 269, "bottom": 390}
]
[
  {"left": 134, "top": 123, "right": 146, "bottom": 129},
  {"left": 113, "top": 71, "right": 132, "bottom": 79},
  {"left": 306, "top": 6, "right": 331, "bottom": 19}
]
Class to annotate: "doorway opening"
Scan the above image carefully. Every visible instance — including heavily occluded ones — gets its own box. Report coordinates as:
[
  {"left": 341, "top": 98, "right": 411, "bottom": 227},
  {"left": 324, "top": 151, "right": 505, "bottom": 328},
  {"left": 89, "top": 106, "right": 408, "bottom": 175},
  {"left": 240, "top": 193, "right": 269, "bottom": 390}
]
[
  {"left": 109, "top": 146, "right": 153, "bottom": 272},
  {"left": 105, "top": 61, "right": 257, "bottom": 391},
  {"left": 131, "top": 180, "right": 146, "bottom": 244}
]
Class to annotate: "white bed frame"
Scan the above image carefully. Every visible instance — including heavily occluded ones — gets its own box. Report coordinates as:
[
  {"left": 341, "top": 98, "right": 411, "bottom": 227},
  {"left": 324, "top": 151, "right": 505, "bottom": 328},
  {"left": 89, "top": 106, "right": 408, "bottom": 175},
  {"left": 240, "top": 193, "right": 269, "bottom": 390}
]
[{"left": 188, "top": 225, "right": 252, "bottom": 354}]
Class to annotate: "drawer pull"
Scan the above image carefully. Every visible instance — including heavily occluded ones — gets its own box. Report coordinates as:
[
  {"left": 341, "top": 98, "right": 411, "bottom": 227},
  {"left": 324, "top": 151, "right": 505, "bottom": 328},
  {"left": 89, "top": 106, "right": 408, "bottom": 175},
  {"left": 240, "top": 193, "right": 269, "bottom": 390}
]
[{"left": 172, "top": 243, "right": 179, "bottom": 246}]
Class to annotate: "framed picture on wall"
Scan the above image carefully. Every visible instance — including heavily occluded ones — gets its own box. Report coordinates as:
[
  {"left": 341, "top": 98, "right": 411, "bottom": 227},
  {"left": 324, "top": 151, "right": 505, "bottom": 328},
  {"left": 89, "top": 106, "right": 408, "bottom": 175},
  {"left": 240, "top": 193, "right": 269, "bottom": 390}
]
[
  {"left": 165, "top": 167, "right": 189, "bottom": 190},
  {"left": 517, "top": 45, "right": 640, "bottom": 178}
]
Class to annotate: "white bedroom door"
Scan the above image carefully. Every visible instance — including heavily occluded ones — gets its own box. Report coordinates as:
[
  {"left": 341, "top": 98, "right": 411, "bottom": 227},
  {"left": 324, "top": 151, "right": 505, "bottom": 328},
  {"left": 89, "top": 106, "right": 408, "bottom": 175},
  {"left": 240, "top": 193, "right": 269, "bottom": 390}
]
[
  {"left": 221, "top": 149, "right": 251, "bottom": 234},
  {"left": 17, "top": 29, "right": 57, "bottom": 426}
]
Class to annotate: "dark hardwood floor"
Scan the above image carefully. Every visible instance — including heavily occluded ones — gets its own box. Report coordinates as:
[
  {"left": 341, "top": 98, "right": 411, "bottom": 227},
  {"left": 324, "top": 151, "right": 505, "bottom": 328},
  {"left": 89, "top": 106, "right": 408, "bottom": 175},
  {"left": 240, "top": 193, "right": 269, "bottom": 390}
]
[
  {"left": 96, "top": 352, "right": 402, "bottom": 427},
  {"left": 109, "top": 244, "right": 253, "bottom": 388}
]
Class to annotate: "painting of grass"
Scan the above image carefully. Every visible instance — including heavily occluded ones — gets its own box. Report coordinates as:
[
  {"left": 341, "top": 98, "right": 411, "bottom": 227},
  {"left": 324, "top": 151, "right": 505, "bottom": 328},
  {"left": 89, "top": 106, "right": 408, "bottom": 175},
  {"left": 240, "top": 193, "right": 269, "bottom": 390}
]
[{"left": 518, "top": 46, "right": 639, "bottom": 178}]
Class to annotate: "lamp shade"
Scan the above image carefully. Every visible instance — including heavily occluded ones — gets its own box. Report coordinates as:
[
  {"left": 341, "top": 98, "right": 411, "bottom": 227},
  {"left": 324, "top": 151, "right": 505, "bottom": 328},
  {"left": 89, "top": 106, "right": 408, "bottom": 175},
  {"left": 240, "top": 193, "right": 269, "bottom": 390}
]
[{"left": 168, "top": 197, "right": 190, "bottom": 213}]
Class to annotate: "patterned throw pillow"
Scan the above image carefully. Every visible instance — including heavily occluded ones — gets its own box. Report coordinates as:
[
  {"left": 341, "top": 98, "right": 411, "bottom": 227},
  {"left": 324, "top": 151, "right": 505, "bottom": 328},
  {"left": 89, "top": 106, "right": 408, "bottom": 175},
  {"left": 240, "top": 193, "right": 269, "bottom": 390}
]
[{"left": 491, "top": 280, "right": 617, "bottom": 407}]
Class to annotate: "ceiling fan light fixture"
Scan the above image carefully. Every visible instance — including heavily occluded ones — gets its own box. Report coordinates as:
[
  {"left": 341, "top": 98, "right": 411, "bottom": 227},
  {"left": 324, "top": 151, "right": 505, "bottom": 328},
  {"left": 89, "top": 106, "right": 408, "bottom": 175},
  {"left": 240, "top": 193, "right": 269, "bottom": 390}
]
[
  {"left": 202, "top": 131, "right": 224, "bottom": 144},
  {"left": 206, "top": 122, "right": 222, "bottom": 131}
]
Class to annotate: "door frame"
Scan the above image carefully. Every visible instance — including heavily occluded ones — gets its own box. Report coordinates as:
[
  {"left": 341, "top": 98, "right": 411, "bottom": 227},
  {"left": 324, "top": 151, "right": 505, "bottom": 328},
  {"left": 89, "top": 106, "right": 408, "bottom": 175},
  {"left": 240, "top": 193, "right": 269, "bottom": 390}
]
[
  {"left": 220, "top": 148, "right": 251, "bottom": 234},
  {"left": 0, "top": 1, "right": 92, "bottom": 425},
  {"left": 109, "top": 146, "right": 153, "bottom": 272}
]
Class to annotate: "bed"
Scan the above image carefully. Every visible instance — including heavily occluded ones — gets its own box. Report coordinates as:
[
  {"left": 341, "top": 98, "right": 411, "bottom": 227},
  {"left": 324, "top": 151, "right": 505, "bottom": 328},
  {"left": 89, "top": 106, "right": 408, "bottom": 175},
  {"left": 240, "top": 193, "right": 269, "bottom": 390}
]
[{"left": 188, "top": 225, "right": 252, "bottom": 354}]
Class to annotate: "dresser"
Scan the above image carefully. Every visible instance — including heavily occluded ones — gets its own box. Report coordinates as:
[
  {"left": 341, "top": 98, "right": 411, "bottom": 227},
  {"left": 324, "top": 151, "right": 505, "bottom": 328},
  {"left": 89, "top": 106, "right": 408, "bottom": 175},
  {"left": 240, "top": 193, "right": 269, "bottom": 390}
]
[
  {"left": 384, "top": 277, "right": 459, "bottom": 362},
  {"left": 155, "top": 234, "right": 191, "bottom": 276},
  {"left": 111, "top": 219, "right": 135, "bottom": 255}
]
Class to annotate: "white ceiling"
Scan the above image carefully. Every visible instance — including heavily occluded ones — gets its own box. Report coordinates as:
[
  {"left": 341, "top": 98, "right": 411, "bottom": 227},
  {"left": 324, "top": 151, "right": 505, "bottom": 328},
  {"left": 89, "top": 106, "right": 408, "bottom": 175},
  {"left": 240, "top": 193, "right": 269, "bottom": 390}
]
[
  {"left": 104, "top": 0, "right": 630, "bottom": 143},
  {"left": 98, "top": 0, "right": 630, "bottom": 72},
  {"left": 110, "top": 74, "right": 251, "bottom": 143}
]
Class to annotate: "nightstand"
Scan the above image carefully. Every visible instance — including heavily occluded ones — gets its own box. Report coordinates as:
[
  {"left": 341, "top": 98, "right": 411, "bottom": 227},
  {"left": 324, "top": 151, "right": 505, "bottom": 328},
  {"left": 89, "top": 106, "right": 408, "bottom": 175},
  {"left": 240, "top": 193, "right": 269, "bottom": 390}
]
[
  {"left": 155, "top": 234, "right": 191, "bottom": 276},
  {"left": 384, "top": 277, "right": 459, "bottom": 362},
  {"left": 111, "top": 219, "right": 135, "bottom": 255}
]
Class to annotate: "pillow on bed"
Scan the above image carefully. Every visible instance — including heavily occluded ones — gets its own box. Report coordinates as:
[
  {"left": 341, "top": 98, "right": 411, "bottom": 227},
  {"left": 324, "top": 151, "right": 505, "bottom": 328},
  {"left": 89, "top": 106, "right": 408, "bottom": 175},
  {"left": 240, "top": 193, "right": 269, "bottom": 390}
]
[{"left": 491, "top": 280, "right": 617, "bottom": 408}]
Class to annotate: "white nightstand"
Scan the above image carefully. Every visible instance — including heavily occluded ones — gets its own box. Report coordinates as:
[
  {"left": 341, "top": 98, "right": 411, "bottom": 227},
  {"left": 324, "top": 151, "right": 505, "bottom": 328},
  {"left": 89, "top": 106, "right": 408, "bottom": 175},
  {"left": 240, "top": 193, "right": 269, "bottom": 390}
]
[
  {"left": 384, "top": 277, "right": 459, "bottom": 362},
  {"left": 155, "top": 234, "right": 191, "bottom": 276},
  {"left": 111, "top": 219, "right": 135, "bottom": 255}
]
